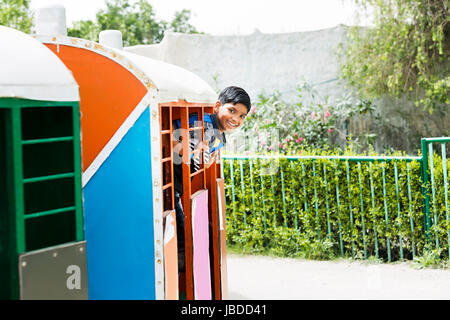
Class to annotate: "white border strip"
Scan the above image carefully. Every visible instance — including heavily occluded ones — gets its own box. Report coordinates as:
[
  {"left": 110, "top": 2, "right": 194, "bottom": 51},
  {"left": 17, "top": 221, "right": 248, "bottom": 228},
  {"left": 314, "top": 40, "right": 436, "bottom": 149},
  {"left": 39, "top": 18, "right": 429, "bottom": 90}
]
[
  {"left": 81, "top": 91, "right": 153, "bottom": 187},
  {"left": 148, "top": 96, "right": 165, "bottom": 300}
]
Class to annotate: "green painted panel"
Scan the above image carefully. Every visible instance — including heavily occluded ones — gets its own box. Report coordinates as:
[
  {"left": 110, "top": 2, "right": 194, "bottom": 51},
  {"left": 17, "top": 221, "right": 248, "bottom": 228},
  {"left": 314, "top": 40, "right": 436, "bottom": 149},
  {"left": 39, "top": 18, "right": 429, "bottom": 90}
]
[{"left": 0, "top": 98, "right": 82, "bottom": 299}]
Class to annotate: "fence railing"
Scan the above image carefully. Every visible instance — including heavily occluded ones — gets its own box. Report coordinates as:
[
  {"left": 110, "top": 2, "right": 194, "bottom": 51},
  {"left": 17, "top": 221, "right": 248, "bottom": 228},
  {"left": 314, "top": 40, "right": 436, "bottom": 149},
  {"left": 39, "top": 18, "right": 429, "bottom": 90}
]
[
  {"left": 221, "top": 137, "right": 450, "bottom": 262},
  {"left": 420, "top": 137, "right": 450, "bottom": 256}
]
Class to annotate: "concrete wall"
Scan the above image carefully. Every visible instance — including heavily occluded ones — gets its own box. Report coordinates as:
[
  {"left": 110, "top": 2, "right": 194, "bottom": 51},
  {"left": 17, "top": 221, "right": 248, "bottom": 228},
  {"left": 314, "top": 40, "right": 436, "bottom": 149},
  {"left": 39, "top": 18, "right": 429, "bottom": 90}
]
[{"left": 125, "top": 25, "right": 348, "bottom": 104}]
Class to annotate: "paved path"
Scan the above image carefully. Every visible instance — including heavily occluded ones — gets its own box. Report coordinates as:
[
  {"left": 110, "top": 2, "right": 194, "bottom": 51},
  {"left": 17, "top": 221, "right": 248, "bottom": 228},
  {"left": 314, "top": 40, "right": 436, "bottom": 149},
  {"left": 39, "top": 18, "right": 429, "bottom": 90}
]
[{"left": 226, "top": 253, "right": 450, "bottom": 300}]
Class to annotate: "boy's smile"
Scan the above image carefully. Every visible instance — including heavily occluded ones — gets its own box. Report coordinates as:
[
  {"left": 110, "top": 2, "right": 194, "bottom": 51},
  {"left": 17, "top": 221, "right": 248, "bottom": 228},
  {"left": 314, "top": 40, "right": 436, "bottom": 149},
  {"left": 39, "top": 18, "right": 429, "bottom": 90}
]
[{"left": 214, "top": 102, "right": 248, "bottom": 133}]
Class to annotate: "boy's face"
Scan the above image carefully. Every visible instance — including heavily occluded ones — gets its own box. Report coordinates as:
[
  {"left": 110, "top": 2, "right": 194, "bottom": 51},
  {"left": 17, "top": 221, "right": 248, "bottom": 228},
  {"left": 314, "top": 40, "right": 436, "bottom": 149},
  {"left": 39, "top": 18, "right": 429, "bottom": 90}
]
[{"left": 214, "top": 101, "right": 248, "bottom": 132}]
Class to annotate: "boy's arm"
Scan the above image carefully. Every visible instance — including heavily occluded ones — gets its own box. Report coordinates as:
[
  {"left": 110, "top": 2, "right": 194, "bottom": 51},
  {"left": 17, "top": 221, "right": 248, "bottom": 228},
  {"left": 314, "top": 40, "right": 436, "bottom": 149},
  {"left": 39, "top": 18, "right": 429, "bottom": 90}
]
[
  {"left": 172, "top": 123, "right": 217, "bottom": 167},
  {"left": 173, "top": 139, "right": 183, "bottom": 156},
  {"left": 172, "top": 136, "right": 209, "bottom": 161}
]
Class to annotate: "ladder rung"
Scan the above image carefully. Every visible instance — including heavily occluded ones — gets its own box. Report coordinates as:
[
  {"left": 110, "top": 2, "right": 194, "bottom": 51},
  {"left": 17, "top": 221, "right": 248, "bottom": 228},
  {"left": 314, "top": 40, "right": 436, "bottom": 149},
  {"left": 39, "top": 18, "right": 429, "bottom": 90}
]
[
  {"left": 190, "top": 169, "right": 204, "bottom": 178},
  {"left": 23, "top": 172, "right": 75, "bottom": 183},
  {"left": 161, "top": 130, "right": 171, "bottom": 135},
  {"left": 162, "top": 157, "right": 171, "bottom": 163},
  {"left": 189, "top": 126, "right": 203, "bottom": 131},
  {"left": 24, "top": 206, "right": 76, "bottom": 220},
  {"left": 22, "top": 136, "right": 73, "bottom": 145},
  {"left": 162, "top": 183, "right": 172, "bottom": 190}
]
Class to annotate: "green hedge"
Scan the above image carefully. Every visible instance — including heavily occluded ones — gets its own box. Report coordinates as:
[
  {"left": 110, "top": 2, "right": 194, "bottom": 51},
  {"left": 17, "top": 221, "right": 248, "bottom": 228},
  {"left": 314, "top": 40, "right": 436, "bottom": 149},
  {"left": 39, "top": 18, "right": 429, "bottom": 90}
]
[{"left": 223, "top": 152, "right": 450, "bottom": 262}]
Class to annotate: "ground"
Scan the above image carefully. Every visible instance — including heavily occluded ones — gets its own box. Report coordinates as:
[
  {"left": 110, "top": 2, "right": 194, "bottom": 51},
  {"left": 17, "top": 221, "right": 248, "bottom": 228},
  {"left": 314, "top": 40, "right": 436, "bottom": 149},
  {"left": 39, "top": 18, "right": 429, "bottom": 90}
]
[{"left": 226, "top": 253, "right": 450, "bottom": 299}]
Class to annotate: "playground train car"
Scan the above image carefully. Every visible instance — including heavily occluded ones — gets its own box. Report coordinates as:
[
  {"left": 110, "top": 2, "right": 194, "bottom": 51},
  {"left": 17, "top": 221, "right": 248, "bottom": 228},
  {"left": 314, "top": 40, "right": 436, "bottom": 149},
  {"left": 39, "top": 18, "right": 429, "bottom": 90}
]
[
  {"left": 0, "top": 5, "right": 229, "bottom": 300},
  {"left": 0, "top": 25, "right": 86, "bottom": 300}
]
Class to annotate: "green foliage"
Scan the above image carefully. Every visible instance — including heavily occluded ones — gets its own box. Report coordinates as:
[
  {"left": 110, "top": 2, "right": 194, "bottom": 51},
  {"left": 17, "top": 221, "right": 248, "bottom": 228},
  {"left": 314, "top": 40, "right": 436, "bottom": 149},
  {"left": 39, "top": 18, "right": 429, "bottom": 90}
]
[
  {"left": 339, "top": 0, "right": 449, "bottom": 113},
  {"left": 68, "top": 20, "right": 100, "bottom": 42},
  {"left": 223, "top": 150, "right": 450, "bottom": 263},
  {"left": 0, "top": 0, "right": 33, "bottom": 33},
  {"left": 68, "top": 0, "right": 201, "bottom": 46},
  {"left": 168, "top": 9, "right": 199, "bottom": 34},
  {"left": 239, "top": 83, "right": 376, "bottom": 154},
  {"left": 413, "top": 244, "right": 448, "bottom": 269},
  {"left": 427, "top": 150, "right": 450, "bottom": 250}
]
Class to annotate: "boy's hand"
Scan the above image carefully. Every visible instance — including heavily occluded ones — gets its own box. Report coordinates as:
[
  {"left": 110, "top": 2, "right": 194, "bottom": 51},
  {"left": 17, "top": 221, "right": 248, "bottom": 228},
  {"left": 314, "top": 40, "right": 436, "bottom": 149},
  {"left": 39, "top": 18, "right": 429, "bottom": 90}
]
[
  {"left": 205, "top": 151, "right": 219, "bottom": 169},
  {"left": 192, "top": 140, "right": 209, "bottom": 160},
  {"left": 210, "top": 151, "right": 219, "bottom": 162}
]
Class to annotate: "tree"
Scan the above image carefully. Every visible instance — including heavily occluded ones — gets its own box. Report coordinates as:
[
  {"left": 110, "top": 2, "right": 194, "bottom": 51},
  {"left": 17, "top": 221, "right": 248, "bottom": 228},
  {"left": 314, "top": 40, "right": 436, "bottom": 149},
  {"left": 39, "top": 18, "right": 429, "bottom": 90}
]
[
  {"left": 169, "top": 9, "right": 199, "bottom": 34},
  {"left": 68, "top": 20, "right": 100, "bottom": 41},
  {"left": 339, "top": 0, "right": 449, "bottom": 113},
  {"left": 68, "top": 0, "right": 201, "bottom": 46},
  {"left": 0, "top": 0, "right": 33, "bottom": 33}
]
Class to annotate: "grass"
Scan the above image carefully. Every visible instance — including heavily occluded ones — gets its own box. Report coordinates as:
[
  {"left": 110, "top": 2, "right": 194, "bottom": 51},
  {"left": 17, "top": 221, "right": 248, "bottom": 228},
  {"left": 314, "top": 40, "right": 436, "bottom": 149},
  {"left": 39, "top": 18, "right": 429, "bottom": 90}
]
[{"left": 411, "top": 246, "right": 450, "bottom": 269}]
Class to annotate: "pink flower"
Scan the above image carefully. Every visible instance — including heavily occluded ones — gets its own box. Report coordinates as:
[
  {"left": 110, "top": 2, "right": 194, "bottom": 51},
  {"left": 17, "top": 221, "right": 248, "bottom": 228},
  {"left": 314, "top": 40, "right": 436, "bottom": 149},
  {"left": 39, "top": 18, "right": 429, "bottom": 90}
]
[
  {"left": 327, "top": 128, "right": 334, "bottom": 133},
  {"left": 250, "top": 105, "right": 256, "bottom": 114},
  {"left": 296, "top": 138, "right": 303, "bottom": 143},
  {"left": 285, "top": 137, "right": 290, "bottom": 143},
  {"left": 311, "top": 112, "right": 317, "bottom": 120},
  {"left": 292, "top": 132, "right": 298, "bottom": 137},
  {"left": 324, "top": 110, "right": 331, "bottom": 119},
  {"left": 260, "top": 140, "right": 266, "bottom": 146},
  {"left": 268, "top": 146, "right": 273, "bottom": 151},
  {"left": 278, "top": 142, "right": 283, "bottom": 148}
]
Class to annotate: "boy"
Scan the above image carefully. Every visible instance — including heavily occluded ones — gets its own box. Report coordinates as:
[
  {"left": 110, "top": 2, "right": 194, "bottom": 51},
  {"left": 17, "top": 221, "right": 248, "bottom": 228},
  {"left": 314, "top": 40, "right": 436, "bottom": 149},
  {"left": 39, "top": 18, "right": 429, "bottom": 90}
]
[{"left": 172, "top": 86, "right": 251, "bottom": 273}]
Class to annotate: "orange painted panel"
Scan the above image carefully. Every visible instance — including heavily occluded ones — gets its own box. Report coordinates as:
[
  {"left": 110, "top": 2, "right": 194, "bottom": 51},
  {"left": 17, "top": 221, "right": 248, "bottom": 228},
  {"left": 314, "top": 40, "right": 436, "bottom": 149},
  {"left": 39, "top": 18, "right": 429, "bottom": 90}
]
[
  {"left": 163, "top": 210, "right": 179, "bottom": 300},
  {"left": 45, "top": 44, "right": 147, "bottom": 171}
]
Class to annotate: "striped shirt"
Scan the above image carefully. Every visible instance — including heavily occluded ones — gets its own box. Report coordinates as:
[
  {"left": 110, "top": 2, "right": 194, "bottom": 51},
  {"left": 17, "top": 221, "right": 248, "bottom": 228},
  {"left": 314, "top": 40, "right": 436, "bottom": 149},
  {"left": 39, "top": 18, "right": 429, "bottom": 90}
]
[{"left": 172, "top": 112, "right": 226, "bottom": 195}]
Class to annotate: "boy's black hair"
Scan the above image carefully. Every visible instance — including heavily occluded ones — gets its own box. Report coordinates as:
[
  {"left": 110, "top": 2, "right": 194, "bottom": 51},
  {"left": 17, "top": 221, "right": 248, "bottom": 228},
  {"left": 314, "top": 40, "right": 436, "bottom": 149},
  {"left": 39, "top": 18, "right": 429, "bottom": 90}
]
[{"left": 218, "top": 86, "right": 251, "bottom": 113}]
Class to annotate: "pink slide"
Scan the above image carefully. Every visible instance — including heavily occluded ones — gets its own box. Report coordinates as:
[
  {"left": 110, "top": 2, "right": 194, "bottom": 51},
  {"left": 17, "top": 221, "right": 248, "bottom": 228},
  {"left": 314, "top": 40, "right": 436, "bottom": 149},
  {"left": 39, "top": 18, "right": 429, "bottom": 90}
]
[{"left": 191, "top": 190, "right": 212, "bottom": 300}]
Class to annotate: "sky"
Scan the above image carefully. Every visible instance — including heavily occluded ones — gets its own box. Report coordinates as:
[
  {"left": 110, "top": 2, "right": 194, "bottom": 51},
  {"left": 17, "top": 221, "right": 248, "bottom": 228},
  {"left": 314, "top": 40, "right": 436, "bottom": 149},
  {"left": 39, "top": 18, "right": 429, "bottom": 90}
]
[{"left": 29, "top": 0, "right": 374, "bottom": 35}]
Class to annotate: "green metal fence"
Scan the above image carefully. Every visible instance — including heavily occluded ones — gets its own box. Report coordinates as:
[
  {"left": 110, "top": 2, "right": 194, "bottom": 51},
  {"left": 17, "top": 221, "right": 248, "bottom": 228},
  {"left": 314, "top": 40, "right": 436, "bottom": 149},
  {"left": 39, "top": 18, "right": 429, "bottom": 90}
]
[
  {"left": 420, "top": 137, "right": 450, "bottom": 257},
  {"left": 221, "top": 137, "right": 450, "bottom": 261}
]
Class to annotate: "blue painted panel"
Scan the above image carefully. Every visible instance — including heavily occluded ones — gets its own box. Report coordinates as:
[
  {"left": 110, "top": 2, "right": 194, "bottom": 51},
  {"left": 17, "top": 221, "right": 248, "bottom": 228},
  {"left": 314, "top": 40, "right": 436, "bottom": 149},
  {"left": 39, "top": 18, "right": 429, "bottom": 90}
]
[{"left": 83, "top": 108, "right": 155, "bottom": 300}]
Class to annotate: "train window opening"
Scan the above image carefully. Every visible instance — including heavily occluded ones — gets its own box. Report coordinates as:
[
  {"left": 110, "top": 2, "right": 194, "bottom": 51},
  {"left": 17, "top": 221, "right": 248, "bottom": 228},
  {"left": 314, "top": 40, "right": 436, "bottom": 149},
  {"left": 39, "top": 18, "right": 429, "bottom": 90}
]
[
  {"left": 19, "top": 105, "right": 81, "bottom": 253},
  {"left": 159, "top": 101, "right": 225, "bottom": 300},
  {"left": 22, "top": 141, "right": 74, "bottom": 179},
  {"left": 25, "top": 210, "right": 76, "bottom": 251},
  {"left": 24, "top": 177, "right": 75, "bottom": 215},
  {"left": 21, "top": 107, "right": 73, "bottom": 140}
]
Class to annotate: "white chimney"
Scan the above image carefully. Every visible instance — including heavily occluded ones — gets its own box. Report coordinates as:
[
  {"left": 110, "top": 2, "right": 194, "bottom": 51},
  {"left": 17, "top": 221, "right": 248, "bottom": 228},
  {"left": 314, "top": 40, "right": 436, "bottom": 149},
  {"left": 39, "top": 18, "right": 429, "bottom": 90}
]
[
  {"left": 99, "top": 30, "right": 123, "bottom": 50},
  {"left": 35, "top": 4, "right": 67, "bottom": 36}
]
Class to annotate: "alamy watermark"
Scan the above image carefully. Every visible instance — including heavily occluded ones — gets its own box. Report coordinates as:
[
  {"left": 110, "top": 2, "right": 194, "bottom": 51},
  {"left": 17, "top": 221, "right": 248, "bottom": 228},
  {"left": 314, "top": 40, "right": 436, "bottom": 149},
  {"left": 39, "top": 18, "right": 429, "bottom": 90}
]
[
  {"left": 66, "top": 265, "right": 81, "bottom": 290},
  {"left": 172, "top": 125, "right": 280, "bottom": 175}
]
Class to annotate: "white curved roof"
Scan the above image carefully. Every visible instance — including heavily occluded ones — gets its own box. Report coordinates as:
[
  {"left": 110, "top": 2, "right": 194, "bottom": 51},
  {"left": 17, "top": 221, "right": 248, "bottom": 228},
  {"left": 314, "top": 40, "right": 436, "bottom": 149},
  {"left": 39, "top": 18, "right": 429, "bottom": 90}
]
[
  {"left": 0, "top": 26, "right": 78, "bottom": 101},
  {"left": 117, "top": 49, "right": 217, "bottom": 103},
  {"left": 32, "top": 33, "right": 217, "bottom": 103}
]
